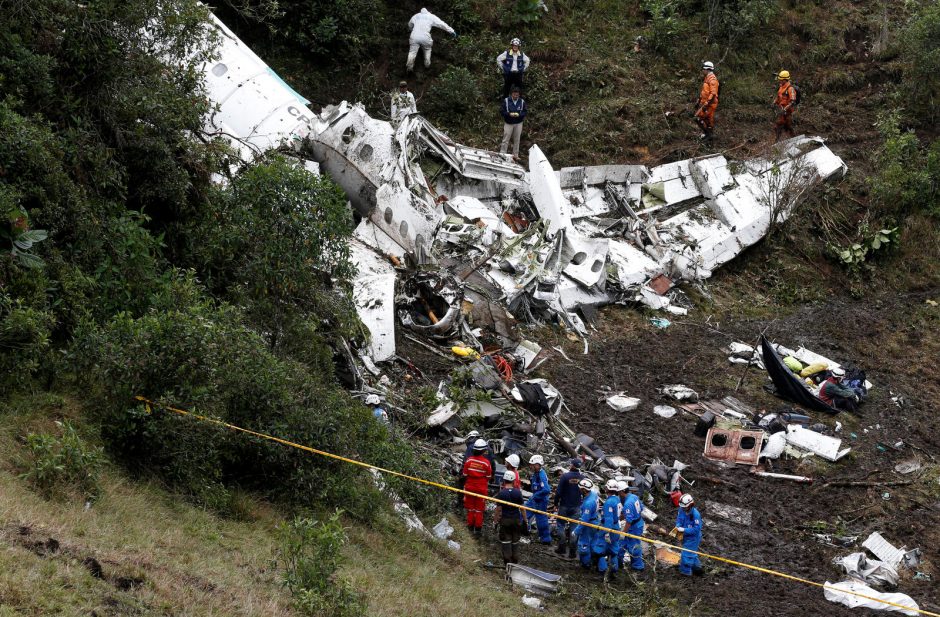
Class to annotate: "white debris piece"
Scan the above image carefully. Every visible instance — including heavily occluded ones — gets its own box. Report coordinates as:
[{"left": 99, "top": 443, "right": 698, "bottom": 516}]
[
  {"left": 606, "top": 394, "right": 641, "bottom": 412},
  {"left": 201, "top": 14, "right": 313, "bottom": 162},
  {"left": 349, "top": 240, "right": 397, "bottom": 362},
  {"left": 785, "top": 425, "right": 851, "bottom": 461},
  {"left": 862, "top": 532, "right": 906, "bottom": 570},
  {"left": 659, "top": 384, "right": 699, "bottom": 402},
  {"left": 369, "top": 469, "right": 431, "bottom": 536},
  {"left": 824, "top": 580, "right": 919, "bottom": 615},
  {"left": 432, "top": 518, "right": 455, "bottom": 540},
  {"left": 506, "top": 564, "right": 562, "bottom": 596},
  {"left": 528, "top": 146, "right": 573, "bottom": 237},
  {"left": 653, "top": 405, "right": 678, "bottom": 418},
  {"left": 704, "top": 500, "right": 753, "bottom": 526},
  {"left": 761, "top": 431, "right": 787, "bottom": 459},
  {"left": 835, "top": 552, "right": 899, "bottom": 588},
  {"left": 521, "top": 595, "right": 543, "bottom": 609}
]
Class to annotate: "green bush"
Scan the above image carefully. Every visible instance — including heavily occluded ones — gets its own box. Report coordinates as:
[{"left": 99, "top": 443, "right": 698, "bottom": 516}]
[
  {"left": 869, "top": 110, "right": 940, "bottom": 218},
  {"left": 72, "top": 295, "right": 425, "bottom": 514},
  {"left": 274, "top": 0, "right": 386, "bottom": 58},
  {"left": 898, "top": 2, "right": 940, "bottom": 125},
  {"left": 641, "top": 0, "right": 692, "bottom": 57},
  {"left": 22, "top": 420, "right": 104, "bottom": 499},
  {"left": 426, "top": 67, "right": 484, "bottom": 121},
  {"left": 277, "top": 512, "right": 364, "bottom": 617},
  {"left": 0, "top": 291, "right": 54, "bottom": 393},
  {"left": 186, "top": 155, "right": 357, "bottom": 350}
]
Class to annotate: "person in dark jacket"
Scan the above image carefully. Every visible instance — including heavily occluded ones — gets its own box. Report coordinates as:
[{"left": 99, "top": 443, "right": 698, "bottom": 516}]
[
  {"left": 552, "top": 458, "right": 583, "bottom": 558},
  {"left": 494, "top": 470, "right": 525, "bottom": 565},
  {"left": 819, "top": 367, "right": 860, "bottom": 413},
  {"left": 499, "top": 86, "right": 527, "bottom": 159}
]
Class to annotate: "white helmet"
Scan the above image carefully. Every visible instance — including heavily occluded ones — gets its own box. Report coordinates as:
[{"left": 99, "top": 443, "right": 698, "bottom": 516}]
[
  {"left": 466, "top": 430, "right": 480, "bottom": 440},
  {"left": 365, "top": 394, "right": 381, "bottom": 406},
  {"left": 617, "top": 480, "right": 629, "bottom": 492},
  {"left": 831, "top": 367, "right": 846, "bottom": 377},
  {"left": 605, "top": 479, "right": 619, "bottom": 492},
  {"left": 679, "top": 493, "right": 695, "bottom": 508},
  {"left": 505, "top": 454, "right": 520, "bottom": 468},
  {"left": 511, "top": 37, "right": 521, "bottom": 46},
  {"left": 528, "top": 454, "right": 544, "bottom": 466},
  {"left": 473, "top": 438, "right": 488, "bottom": 450},
  {"left": 503, "top": 470, "right": 517, "bottom": 483},
  {"left": 578, "top": 478, "right": 594, "bottom": 490},
  {"left": 702, "top": 61, "right": 714, "bottom": 70}
]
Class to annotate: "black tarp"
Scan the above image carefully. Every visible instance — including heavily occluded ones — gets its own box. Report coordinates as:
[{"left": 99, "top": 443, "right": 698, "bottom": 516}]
[{"left": 760, "top": 336, "right": 840, "bottom": 414}]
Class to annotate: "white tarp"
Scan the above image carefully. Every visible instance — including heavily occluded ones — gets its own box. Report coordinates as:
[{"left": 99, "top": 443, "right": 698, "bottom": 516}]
[{"left": 824, "top": 580, "right": 919, "bottom": 615}]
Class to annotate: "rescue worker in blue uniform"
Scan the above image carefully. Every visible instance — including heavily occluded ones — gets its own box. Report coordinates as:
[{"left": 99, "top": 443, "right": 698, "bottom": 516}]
[
  {"left": 593, "top": 480, "right": 623, "bottom": 576},
  {"left": 525, "top": 455, "right": 552, "bottom": 544},
  {"left": 621, "top": 479, "right": 646, "bottom": 573},
  {"left": 671, "top": 493, "right": 704, "bottom": 576},
  {"left": 551, "top": 458, "right": 583, "bottom": 558},
  {"left": 573, "top": 479, "right": 598, "bottom": 567}
]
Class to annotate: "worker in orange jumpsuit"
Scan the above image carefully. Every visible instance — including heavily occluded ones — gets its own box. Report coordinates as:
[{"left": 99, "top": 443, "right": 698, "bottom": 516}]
[
  {"left": 695, "top": 61, "right": 719, "bottom": 141},
  {"left": 773, "top": 70, "right": 798, "bottom": 142},
  {"left": 462, "top": 438, "right": 493, "bottom": 538}
]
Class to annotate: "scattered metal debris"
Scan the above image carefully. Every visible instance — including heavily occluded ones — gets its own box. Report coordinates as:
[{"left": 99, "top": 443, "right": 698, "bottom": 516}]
[
  {"left": 835, "top": 552, "right": 899, "bottom": 588},
  {"left": 785, "top": 426, "right": 851, "bottom": 462},
  {"left": 862, "top": 532, "right": 906, "bottom": 570}
]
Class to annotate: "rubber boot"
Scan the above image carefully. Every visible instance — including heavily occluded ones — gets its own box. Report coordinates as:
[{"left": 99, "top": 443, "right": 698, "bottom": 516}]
[
  {"left": 554, "top": 539, "right": 567, "bottom": 555},
  {"left": 568, "top": 544, "right": 578, "bottom": 560}
]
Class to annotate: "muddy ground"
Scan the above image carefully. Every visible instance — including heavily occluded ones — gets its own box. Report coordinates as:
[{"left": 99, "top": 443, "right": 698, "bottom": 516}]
[{"left": 400, "top": 291, "right": 940, "bottom": 616}]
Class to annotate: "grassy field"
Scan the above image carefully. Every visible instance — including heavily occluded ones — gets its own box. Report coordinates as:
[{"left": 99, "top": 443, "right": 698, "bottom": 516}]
[{"left": 0, "top": 393, "right": 565, "bottom": 617}]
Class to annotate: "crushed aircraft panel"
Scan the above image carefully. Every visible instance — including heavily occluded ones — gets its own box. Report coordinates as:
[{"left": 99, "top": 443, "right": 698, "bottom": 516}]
[
  {"left": 197, "top": 15, "right": 849, "bottom": 357},
  {"left": 202, "top": 15, "right": 313, "bottom": 161}
]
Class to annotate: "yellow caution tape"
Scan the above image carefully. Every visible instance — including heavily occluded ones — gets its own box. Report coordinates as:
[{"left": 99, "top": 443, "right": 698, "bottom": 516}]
[{"left": 134, "top": 396, "right": 937, "bottom": 617}]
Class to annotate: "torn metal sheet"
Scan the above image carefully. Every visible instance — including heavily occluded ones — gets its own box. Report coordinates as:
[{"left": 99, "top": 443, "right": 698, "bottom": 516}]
[
  {"left": 835, "top": 552, "right": 899, "bottom": 588},
  {"left": 703, "top": 428, "right": 764, "bottom": 466},
  {"left": 202, "top": 15, "right": 312, "bottom": 161},
  {"left": 506, "top": 564, "right": 562, "bottom": 596},
  {"left": 350, "top": 240, "right": 397, "bottom": 362},
  {"left": 862, "top": 532, "right": 906, "bottom": 570},
  {"left": 398, "top": 272, "right": 464, "bottom": 339},
  {"left": 785, "top": 425, "right": 851, "bottom": 462},
  {"left": 197, "top": 15, "right": 850, "bottom": 351}
]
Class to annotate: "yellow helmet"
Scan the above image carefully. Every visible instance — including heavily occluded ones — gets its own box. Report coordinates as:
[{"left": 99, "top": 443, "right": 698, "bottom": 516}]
[{"left": 777, "top": 70, "right": 791, "bottom": 80}]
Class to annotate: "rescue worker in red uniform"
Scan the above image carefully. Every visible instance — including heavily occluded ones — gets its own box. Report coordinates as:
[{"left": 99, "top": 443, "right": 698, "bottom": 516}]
[
  {"left": 773, "top": 70, "right": 797, "bottom": 142},
  {"left": 462, "top": 438, "right": 493, "bottom": 537},
  {"left": 695, "top": 61, "right": 719, "bottom": 141}
]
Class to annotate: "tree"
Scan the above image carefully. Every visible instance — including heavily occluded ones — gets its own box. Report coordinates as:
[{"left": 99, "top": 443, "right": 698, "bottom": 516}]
[
  {"left": 898, "top": 2, "right": 940, "bottom": 125},
  {"left": 192, "top": 155, "right": 356, "bottom": 349}
]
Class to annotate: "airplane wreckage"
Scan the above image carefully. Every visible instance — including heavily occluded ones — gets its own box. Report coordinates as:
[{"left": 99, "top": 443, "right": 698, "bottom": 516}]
[{"left": 201, "top": 14, "right": 847, "bottom": 366}]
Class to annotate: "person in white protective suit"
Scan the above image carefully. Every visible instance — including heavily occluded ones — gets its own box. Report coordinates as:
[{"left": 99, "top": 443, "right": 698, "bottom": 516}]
[{"left": 406, "top": 8, "right": 456, "bottom": 72}]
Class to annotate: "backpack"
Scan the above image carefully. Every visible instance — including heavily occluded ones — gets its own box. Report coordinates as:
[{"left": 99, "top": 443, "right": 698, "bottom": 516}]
[{"left": 792, "top": 83, "right": 801, "bottom": 106}]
